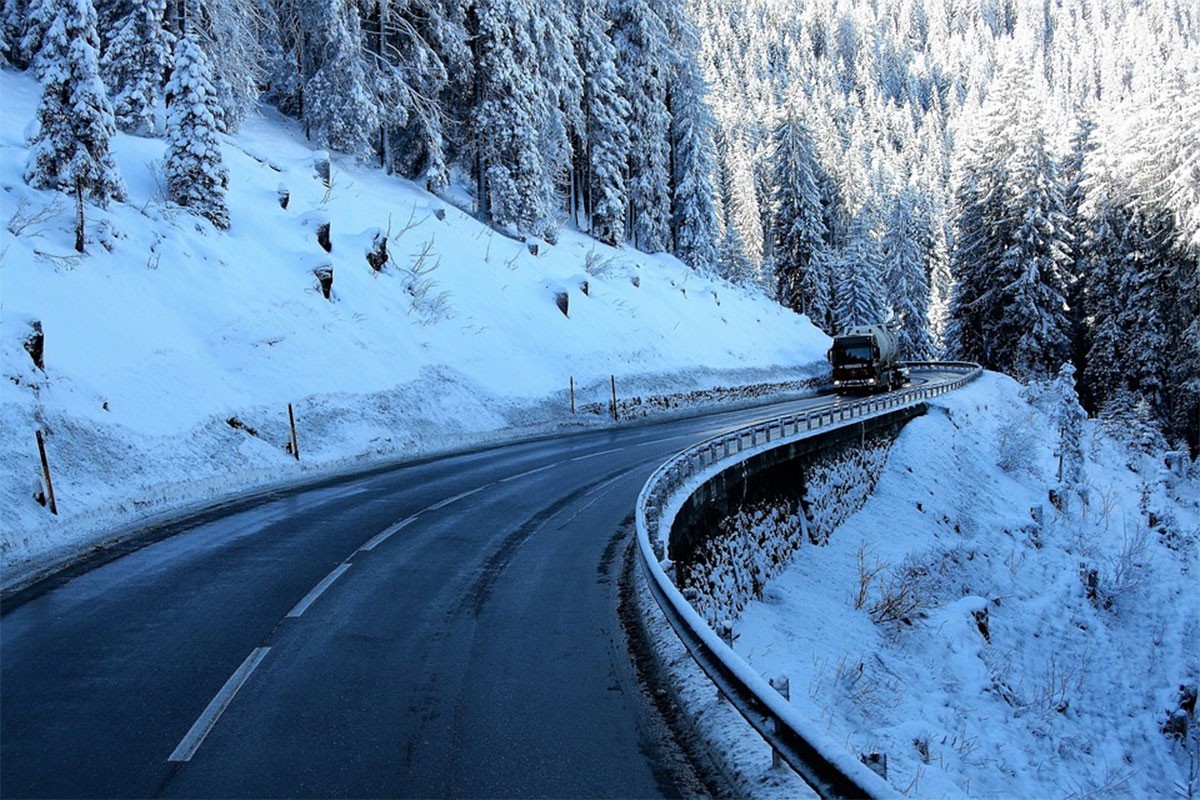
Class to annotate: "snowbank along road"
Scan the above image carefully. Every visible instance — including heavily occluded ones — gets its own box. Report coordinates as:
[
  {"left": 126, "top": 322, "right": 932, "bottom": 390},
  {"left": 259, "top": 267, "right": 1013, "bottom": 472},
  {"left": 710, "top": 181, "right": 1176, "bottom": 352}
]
[{"left": 1, "top": 370, "right": 961, "bottom": 798}]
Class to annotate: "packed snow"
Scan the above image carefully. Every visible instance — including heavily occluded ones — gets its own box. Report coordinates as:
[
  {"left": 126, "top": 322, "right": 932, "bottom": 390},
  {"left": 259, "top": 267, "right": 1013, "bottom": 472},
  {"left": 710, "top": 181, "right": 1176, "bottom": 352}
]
[{"left": 0, "top": 67, "right": 830, "bottom": 584}]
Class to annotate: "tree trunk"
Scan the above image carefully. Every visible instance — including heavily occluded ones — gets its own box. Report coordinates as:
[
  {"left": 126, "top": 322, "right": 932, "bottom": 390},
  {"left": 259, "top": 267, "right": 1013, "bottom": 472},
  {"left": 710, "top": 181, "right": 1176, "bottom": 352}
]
[{"left": 74, "top": 182, "right": 85, "bottom": 253}]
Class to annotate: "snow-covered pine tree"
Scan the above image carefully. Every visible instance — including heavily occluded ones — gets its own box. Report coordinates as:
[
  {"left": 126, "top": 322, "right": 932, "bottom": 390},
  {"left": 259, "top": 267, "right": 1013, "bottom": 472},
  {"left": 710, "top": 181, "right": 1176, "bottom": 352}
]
[
  {"left": 770, "top": 102, "right": 829, "bottom": 323},
  {"left": 164, "top": 32, "right": 229, "bottom": 228},
  {"left": 1060, "top": 114, "right": 1097, "bottom": 392},
  {"left": 24, "top": 0, "right": 126, "bottom": 252},
  {"left": 716, "top": 214, "right": 754, "bottom": 285},
  {"left": 15, "top": 0, "right": 53, "bottom": 71},
  {"left": 833, "top": 209, "right": 885, "bottom": 331},
  {"left": 172, "top": 0, "right": 260, "bottom": 132},
  {"left": 723, "top": 137, "right": 765, "bottom": 283},
  {"left": 471, "top": 0, "right": 551, "bottom": 238},
  {"left": 1, "top": 0, "right": 25, "bottom": 67},
  {"left": 1078, "top": 172, "right": 1132, "bottom": 416},
  {"left": 1048, "top": 362, "right": 1087, "bottom": 507},
  {"left": 668, "top": 16, "right": 718, "bottom": 272},
  {"left": 610, "top": 0, "right": 672, "bottom": 252},
  {"left": 879, "top": 186, "right": 935, "bottom": 359},
  {"left": 101, "top": 0, "right": 175, "bottom": 135},
  {"left": 532, "top": 0, "right": 583, "bottom": 239},
  {"left": 945, "top": 59, "right": 1028, "bottom": 368},
  {"left": 303, "top": 0, "right": 379, "bottom": 160},
  {"left": 994, "top": 118, "right": 1072, "bottom": 382},
  {"left": 356, "top": 0, "right": 467, "bottom": 191},
  {"left": 578, "top": 0, "right": 630, "bottom": 247}
]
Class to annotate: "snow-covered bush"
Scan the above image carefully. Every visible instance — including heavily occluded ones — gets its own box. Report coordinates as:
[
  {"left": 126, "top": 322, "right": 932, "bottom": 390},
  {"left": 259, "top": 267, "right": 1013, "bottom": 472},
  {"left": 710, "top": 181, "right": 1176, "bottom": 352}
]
[
  {"left": 682, "top": 435, "right": 895, "bottom": 626},
  {"left": 805, "top": 439, "right": 893, "bottom": 545},
  {"left": 681, "top": 500, "right": 805, "bottom": 627},
  {"left": 995, "top": 412, "right": 1040, "bottom": 476}
]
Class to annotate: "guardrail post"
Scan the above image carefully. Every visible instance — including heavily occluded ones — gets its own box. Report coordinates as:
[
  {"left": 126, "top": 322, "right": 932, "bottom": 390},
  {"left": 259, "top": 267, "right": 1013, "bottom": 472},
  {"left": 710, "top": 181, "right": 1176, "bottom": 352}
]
[{"left": 769, "top": 675, "right": 790, "bottom": 769}]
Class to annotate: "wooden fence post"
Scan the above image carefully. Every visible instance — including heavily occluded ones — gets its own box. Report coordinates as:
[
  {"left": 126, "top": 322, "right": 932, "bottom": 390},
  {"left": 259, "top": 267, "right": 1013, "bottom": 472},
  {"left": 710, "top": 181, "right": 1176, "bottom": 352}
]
[
  {"left": 288, "top": 404, "right": 300, "bottom": 461},
  {"left": 36, "top": 430, "right": 58, "bottom": 515},
  {"left": 610, "top": 375, "right": 618, "bottom": 421},
  {"left": 570, "top": 376, "right": 575, "bottom": 414}
]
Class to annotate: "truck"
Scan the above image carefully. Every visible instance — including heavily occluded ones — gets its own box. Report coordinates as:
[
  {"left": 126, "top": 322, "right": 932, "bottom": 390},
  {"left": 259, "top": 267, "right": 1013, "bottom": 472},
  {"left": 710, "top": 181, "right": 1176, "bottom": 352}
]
[{"left": 828, "top": 324, "right": 904, "bottom": 394}]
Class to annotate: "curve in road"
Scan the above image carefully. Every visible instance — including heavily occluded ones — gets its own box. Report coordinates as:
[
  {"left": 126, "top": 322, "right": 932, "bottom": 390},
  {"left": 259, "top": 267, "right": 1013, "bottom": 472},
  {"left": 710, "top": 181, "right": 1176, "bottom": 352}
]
[{"left": 0, "top": 376, "right": 954, "bottom": 798}]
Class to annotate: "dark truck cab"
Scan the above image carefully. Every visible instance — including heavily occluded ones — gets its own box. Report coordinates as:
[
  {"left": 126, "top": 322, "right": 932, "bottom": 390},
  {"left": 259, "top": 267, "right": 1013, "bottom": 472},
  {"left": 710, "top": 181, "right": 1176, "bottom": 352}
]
[{"left": 829, "top": 324, "right": 903, "bottom": 394}]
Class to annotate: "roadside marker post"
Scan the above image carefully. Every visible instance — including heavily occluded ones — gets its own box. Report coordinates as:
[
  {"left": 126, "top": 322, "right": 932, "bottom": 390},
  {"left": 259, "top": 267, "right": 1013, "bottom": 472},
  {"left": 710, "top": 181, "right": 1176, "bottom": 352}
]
[
  {"left": 288, "top": 404, "right": 300, "bottom": 461},
  {"left": 35, "top": 430, "right": 58, "bottom": 515}
]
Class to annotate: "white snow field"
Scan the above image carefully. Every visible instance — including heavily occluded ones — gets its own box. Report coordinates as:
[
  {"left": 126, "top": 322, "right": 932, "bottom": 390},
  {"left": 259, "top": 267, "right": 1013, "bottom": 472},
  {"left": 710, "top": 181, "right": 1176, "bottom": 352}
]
[
  {"left": 723, "top": 373, "right": 1199, "bottom": 798},
  {"left": 0, "top": 67, "right": 830, "bottom": 582}
]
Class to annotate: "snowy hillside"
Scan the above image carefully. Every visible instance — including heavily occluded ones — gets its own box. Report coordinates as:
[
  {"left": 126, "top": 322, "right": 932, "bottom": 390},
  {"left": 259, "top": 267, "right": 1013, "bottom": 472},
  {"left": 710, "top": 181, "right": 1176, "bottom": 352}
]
[
  {"left": 0, "top": 68, "right": 830, "bottom": 581},
  {"left": 731, "top": 374, "right": 1199, "bottom": 798}
]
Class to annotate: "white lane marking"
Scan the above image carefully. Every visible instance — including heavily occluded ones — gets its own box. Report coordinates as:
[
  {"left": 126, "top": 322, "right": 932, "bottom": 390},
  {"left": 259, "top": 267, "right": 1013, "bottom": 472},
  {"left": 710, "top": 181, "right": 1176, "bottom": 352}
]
[
  {"left": 286, "top": 563, "right": 351, "bottom": 618},
  {"left": 635, "top": 434, "right": 693, "bottom": 448},
  {"left": 498, "top": 463, "right": 557, "bottom": 484},
  {"left": 359, "top": 515, "right": 418, "bottom": 552},
  {"left": 427, "top": 484, "right": 489, "bottom": 511},
  {"left": 168, "top": 647, "right": 271, "bottom": 762},
  {"left": 569, "top": 447, "right": 625, "bottom": 462}
]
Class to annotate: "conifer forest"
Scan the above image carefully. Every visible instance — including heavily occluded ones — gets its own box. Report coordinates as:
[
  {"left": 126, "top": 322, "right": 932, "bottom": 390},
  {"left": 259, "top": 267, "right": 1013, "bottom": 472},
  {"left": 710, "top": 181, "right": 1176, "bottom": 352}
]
[{"left": 5, "top": 0, "right": 1198, "bottom": 454}]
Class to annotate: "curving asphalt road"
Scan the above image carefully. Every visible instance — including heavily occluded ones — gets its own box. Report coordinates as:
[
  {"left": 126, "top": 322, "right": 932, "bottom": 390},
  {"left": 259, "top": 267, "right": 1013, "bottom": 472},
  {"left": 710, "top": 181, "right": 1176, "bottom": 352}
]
[{"left": 0, "top": 375, "right": 953, "bottom": 799}]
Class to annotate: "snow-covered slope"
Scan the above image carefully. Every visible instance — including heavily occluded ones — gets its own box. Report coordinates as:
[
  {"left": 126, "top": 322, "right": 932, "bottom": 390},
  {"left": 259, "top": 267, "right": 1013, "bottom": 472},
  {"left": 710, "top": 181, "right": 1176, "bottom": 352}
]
[
  {"left": 734, "top": 373, "right": 1199, "bottom": 798},
  {"left": 0, "top": 68, "right": 830, "bottom": 581}
]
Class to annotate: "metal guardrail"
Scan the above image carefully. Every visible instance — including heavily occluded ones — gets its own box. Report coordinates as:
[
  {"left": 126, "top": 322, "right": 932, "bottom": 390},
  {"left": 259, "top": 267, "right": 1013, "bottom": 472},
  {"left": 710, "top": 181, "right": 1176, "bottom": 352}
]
[{"left": 634, "top": 363, "right": 982, "bottom": 799}]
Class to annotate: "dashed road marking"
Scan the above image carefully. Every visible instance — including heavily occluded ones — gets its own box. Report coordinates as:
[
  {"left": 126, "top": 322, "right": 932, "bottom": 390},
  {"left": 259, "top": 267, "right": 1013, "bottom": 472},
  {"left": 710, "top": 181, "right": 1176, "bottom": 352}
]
[
  {"left": 286, "top": 563, "right": 351, "bottom": 618},
  {"left": 427, "top": 485, "right": 489, "bottom": 511},
  {"left": 498, "top": 463, "right": 557, "bottom": 484},
  {"left": 569, "top": 447, "right": 625, "bottom": 462},
  {"left": 168, "top": 647, "right": 271, "bottom": 762},
  {"left": 635, "top": 434, "right": 693, "bottom": 448},
  {"left": 359, "top": 516, "right": 418, "bottom": 552}
]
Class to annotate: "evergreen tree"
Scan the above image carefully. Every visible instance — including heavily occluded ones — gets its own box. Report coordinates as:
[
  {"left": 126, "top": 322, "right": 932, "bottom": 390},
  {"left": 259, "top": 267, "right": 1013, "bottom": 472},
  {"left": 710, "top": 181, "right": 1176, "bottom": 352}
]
[
  {"left": 532, "top": 0, "right": 583, "bottom": 236},
  {"left": 716, "top": 217, "right": 754, "bottom": 285},
  {"left": 164, "top": 32, "right": 229, "bottom": 228},
  {"left": 471, "top": 0, "right": 551, "bottom": 238},
  {"left": 101, "top": 0, "right": 175, "bottom": 135},
  {"left": 24, "top": 0, "right": 126, "bottom": 252},
  {"left": 669, "top": 19, "right": 718, "bottom": 271},
  {"left": 303, "top": 0, "right": 379, "bottom": 160},
  {"left": 578, "top": 0, "right": 630, "bottom": 246},
  {"left": 879, "top": 187, "right": 935, "bottom": 359},
  {"left": 16, "top": 0, "right": 53, "bottom": 71},
  {"left": 833, "top": 210, "right": 885, "bottom": 331},
  {"left": 1061, "top": 115, "right": 1097, "bottom": 394},
  {"left": 1048, "top": 362, "right": 1087, "bottom": 507},
  {"left": 611, "top": 0, "right": 672, "bottom": 252},
  {"left": 993, "top": 120, "right": 1072, "bottom": 381},
  {"left": 173, "top": 0, "right": 261, "bottom": 132},
  {"left": 770, "top": 104, "right": 829, "bottom": 322},
  {"left": 1, "top": 0, "right": 27, "bottom": 67},
  {"left": 1078, "top": 181, "right": 1133, "bottom": 414}
]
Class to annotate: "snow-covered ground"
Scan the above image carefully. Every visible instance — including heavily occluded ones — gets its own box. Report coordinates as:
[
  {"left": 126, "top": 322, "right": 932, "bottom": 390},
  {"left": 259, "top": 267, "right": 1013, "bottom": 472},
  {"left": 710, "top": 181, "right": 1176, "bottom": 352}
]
[
  {"left": 717, "top": 373, "right": 1200, "bottom": 798},
  {"left": 0, "top": 68, "right": 829, "bottom": 584}
]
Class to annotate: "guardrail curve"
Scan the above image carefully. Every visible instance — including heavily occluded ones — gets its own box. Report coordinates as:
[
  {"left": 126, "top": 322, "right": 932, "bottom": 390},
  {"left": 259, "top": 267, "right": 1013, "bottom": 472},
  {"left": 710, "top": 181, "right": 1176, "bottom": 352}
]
[{"left": 635, "top": 363, "right": 982, "bottom": 800}]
